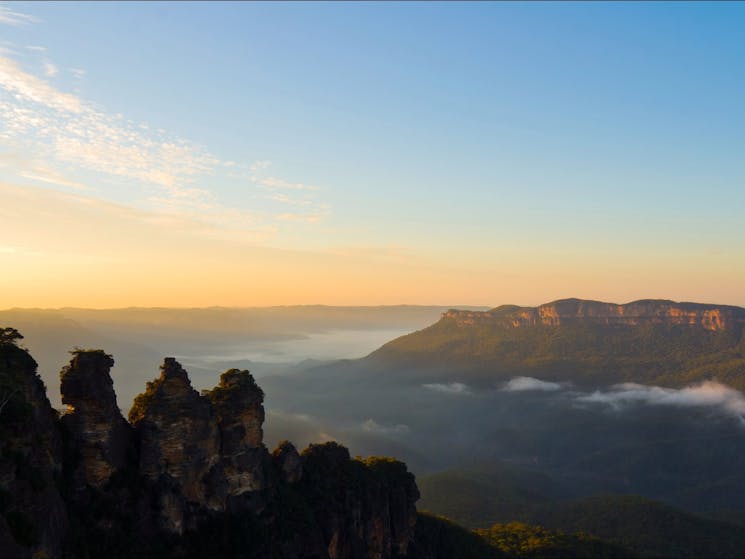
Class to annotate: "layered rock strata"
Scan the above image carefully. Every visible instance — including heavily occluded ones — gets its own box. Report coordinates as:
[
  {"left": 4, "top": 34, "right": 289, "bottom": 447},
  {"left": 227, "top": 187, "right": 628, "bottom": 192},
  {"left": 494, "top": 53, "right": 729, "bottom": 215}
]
[{"left": 443, "top": 298, "right": 745, "bottom": 331}]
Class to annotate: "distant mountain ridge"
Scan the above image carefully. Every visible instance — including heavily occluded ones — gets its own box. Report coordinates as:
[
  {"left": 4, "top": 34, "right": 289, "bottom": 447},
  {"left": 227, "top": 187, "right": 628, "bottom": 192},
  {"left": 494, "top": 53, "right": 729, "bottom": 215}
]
[
  {"left": 369, "top": 298, "right": 745, "bottom": 389},
  {"left": 444, "top": 298, "right": 745, "bottom": 332}
]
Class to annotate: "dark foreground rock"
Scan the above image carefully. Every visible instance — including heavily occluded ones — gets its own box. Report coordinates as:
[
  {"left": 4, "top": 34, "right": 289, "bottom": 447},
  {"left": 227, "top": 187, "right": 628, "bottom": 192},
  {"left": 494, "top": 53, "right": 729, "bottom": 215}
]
[{"left": 0, "top": 339, "right": 420, "bottom": 559}]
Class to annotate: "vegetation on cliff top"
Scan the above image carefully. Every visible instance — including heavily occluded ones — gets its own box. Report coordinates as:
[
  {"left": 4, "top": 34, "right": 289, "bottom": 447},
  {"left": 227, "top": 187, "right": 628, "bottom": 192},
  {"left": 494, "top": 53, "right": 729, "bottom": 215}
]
[
  {"left": 372, "top": 310, "right": 745, "bottom": 389},
  {"left": 202, "top": 368, "right": 264, "bottom": 406}
]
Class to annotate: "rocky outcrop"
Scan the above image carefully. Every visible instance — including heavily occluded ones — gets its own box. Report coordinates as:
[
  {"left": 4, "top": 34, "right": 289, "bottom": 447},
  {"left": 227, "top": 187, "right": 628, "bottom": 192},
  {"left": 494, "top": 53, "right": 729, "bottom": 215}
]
[
  {"left": 0, "top": 338, "right": 421, "bottom": 559},
  {"left": 59, "top": 350, "right": 133, "bottom": 491},
  {"left": 273, "top": 440, "right": 303, "bottom": 484},
  {"left": 128, "top": 357, "right": 221, "bottom": 532},
  {"left": 298, "top": 443, "right": 419, "bottom": 559},
  {"left": 442, "top": 299, "right": 745, "bottom": 332},
  {"left": 204, "top": 368, "right": 269, "bottom": 510},
  {"left": 0, "top": 340, "right": 67, "bottom": 559}
]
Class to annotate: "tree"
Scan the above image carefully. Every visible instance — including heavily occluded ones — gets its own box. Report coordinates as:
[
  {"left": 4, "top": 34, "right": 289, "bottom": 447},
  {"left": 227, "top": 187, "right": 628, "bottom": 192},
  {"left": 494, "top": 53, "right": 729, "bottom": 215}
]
[{"left": 0, "top": 327, "right": 23, "bottom": 346}]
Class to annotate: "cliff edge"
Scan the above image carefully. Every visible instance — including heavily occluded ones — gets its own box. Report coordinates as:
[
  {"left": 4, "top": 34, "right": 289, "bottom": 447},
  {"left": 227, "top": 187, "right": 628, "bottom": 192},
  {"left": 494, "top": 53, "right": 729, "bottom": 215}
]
[{"left": 0, "top": 338, "right": 420, "bottom": 559}]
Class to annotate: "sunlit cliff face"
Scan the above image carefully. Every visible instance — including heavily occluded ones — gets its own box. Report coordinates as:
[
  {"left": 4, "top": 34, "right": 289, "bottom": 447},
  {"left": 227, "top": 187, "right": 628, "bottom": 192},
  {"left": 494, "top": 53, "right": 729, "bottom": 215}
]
[{"left": 444, "top": 299, "right": 745, "bottom": 332}]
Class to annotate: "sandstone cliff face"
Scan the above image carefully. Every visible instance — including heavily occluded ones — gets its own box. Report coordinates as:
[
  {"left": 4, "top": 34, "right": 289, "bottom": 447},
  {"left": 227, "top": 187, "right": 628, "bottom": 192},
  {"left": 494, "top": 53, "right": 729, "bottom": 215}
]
[
  {"left": 204, "top": 368, "right": 269, "bottom": 509},
  {"left": 59, "top": 350, "right": 133, "bottom": 491},
  {"left": 0, "top": 342, "right": 67, "bottom": 559},
  {"left": 129, "top": 357, "right": 221, "bottom": 532},
  {"left": 444, "top": 298, "right": 745, "bottom": 332}
]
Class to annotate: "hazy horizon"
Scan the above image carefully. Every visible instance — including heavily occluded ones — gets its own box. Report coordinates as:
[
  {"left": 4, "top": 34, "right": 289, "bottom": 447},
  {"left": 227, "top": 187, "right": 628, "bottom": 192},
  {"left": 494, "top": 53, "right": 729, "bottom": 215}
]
[{"left": 3, "top": 296, "right": 745, "bottom": 312}]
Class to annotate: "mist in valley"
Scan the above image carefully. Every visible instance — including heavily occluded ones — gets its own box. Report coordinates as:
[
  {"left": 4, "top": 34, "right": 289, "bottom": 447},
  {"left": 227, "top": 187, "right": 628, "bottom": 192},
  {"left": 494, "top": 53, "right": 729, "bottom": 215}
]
[{"left": 5, "top": 305, "right": 745, "bottom": 521}]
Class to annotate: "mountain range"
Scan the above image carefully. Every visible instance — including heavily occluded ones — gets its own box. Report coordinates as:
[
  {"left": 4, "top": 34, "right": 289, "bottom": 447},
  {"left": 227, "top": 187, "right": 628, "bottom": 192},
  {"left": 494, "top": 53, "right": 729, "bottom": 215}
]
[
  {"left": 3, "top": 298, "right": 745, "bottom": 557},
  {"left": 370, "top": 298, "right": 745, "bottom": 389}
]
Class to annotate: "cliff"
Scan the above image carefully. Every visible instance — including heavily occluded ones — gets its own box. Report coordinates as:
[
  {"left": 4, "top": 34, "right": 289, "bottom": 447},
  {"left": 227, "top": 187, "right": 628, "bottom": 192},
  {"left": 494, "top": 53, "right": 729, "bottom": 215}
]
[
  {"left": 370, "top": 298, "right": 745, "bottom": 389},
  {"left": 0, "top": 334, "right": 67, "bottom": 559},
  {"left": 0, "top": 338, "right": 421, "bottom": 559},
  {"left": 443, "top": 299, "right": 745, "bottom": 332},
  {"left": 60, "top": 349, "right": 133, "bottom": 492}
]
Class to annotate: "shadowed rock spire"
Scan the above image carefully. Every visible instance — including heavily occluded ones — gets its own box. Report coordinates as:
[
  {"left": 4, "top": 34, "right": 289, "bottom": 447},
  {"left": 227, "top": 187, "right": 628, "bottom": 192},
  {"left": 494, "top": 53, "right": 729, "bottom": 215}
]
[
  {"left": 204, "top": 369, "right": 269, "bottom": 506},
  {"left": 60, "top": 350, "right": 132, "bottom": 490},
  {"left": 129, "top": 358, "right": 220, "bottom": 533}
]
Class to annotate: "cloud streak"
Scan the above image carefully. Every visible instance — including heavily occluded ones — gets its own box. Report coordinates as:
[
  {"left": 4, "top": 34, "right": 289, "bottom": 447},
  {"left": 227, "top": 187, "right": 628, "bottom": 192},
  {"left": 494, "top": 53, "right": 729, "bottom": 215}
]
[
  {"left": 500, "top": 376, "right": 745, "bottom": 424},
  {"left": 0, "top": 6, "right": 38, "bottom": 27},
  {"left": 255, "top": 176, "right": 321, "bottom": 191},
  {"left": 361, "top": 419, "right": 410, "bottom": 435},
  {"left": 423, "top": 382, "right": 472, "bottom": 395},
  {"left": 0, "top": 49, "right": 332, "bottom": 238},
  {"left": 0, "top": 56, "right": 218, "bottom": 198},
  {"left": 0, "top": 56, "right": 81, "bottom": 111},
  {"left": 578, "top": 381, "right": 745, "bottom": 420},
  {"left": 502, "top": 376, "right": 562, "bottom": 392}
]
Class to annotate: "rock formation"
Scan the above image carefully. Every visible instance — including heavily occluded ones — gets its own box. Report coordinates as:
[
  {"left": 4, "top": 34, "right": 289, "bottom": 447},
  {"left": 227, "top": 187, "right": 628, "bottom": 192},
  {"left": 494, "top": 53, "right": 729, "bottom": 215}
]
[
  {"left": 371, "top": 298, "right": 745, "bottom": 390},
  {"left": 273, "top": 440, "right": 303, "bottom": 484},
  {"left": 59, "top": 349, "right": 133, "bottom": 491},
  {"left": 0, "top": 339, "right": 67, "bottom": 559},
  {"left": 204, "top": 368, "right": 270, "bottom": 511},
  {"left": 298, "top": 445, "right": 419, "bottom": 559},
  {"left": 1, "top": 339, "right": 421, "bottom": 559},
  {"left": 442, "top": 298, "right": 745, "bottom": 332},
  {"left": 129, "top": 357, "right": 222, "bottom": 532}
]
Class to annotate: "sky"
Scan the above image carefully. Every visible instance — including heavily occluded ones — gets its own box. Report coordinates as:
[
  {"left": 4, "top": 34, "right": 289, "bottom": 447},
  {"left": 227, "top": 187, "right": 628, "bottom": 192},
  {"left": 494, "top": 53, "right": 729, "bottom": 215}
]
[{"left": 0, "top": 2, "right": 744, "bottom": 309}]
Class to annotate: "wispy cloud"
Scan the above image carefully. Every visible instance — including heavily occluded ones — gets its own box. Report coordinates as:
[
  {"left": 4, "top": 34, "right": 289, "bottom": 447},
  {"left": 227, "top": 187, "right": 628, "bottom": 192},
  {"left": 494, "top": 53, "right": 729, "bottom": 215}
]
[
  {"left": 19, "top": 169, "right": 87, "bottom": 190},
  {"left": 502, "top": 376, "right": 562, "bottom": 392},
  {"left": 0, "top": 56, "right": 222, "bottom": 203},
  {"left": 0, "top": 182, "right": 278, "bottom": 245},
  {"left": 423, "top": 382, "right": 472, "bottom": 395},
  {"left": 499, "top": 375, "right": 745, "bottom": 424},
  {"left": 0, "top": 153, "right": 89, "bottom": 190},
  {"left": 248, "top": 165, "right": 330, "bottom": 224},
  {"left": 361, "top": 418, "right": 410, "bottom": 435},
  {"left": 0, "top": 6, "right": 38, "bottom": 27},
  {"left": 266, "top": 193, "right": 314, "bottom": 206},
  {"left": 249, "top": 160, "right": 271, "bottom": 172},
  {"left": 255, "top": 175, "right": 320, "bottom": 191},
  {"left": 0, "top": 50, "right": 331, "bottom": 237},
  {"left": 0, "top": 56, "right": 81, "bottom": 111},
  {"left": 70, "top": 67, "right": 86, "bottom": 80},
  {"left": 578, "top": 381, "right": 745, "bottom": 421},
  {"left": 42, "top": 62, "right": 58, "bottom": 77}
]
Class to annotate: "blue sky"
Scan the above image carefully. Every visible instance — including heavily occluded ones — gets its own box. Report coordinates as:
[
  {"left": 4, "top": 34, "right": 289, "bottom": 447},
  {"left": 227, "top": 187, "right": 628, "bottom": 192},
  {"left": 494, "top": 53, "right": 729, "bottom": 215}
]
[{"left": 0, "top": 2, "right": 744, "bottom": 307}]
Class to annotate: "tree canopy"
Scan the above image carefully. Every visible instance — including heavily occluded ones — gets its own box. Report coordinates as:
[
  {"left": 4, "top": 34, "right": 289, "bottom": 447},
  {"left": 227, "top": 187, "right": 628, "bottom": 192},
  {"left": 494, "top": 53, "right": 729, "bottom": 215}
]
[{"left": 0, "top": 327, "right": 23, "bottom": 346}]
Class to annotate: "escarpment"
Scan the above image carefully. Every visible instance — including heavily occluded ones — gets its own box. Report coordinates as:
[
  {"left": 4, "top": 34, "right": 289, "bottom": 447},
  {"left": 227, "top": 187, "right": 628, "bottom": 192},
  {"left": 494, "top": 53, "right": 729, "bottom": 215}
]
[
  {"left": 442, "top": 298, "right": 745, "bottom": 332},
  {"left": 371, "top": 299, "right": 745, "bottom": 389},
  {"left": 0, "top": 338, "right": 421, "bottom": 559}
]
